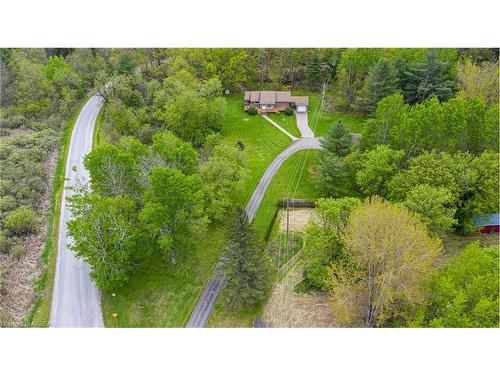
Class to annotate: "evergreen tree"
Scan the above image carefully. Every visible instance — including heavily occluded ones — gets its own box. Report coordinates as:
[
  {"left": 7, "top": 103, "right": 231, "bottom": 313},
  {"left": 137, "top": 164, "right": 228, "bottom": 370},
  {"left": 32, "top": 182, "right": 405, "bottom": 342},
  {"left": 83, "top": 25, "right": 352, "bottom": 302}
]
[
  {"left": 320, "top": 121, "right": 352, "bottom": 157},
  {"left": 400, "top": 49, "right": 455, "bottom": 104},
  {"left": 356, "top": 58, "right": 400, "bottom": 113},
  {"left": 219, "top": 206, "right": 269, "bottom": 309}
]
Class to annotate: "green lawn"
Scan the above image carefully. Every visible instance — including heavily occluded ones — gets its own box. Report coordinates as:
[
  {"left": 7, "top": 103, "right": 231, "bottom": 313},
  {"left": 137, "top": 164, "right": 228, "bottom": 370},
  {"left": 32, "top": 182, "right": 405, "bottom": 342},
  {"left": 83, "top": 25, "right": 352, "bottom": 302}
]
[
  {"left": 267, "top": 112, "right": 302, "bottom": 138},
  {"left": 252, "top": 150, "right": 323, "bottom": 239},
  {"left": 220, "top": 94, "right": 292, "bottom": 205},
  {"left": 293, "top": 90, "right": 369, "bottom": 136},
  {"left": 101, "top": 226, "right": 226, "bottom": 327}
]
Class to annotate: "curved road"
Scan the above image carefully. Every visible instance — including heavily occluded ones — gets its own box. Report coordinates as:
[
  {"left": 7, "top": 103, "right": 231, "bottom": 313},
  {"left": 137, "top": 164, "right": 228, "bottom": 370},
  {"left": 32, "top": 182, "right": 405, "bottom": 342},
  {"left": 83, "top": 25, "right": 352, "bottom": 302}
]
[
  {"left": 186, "top": 127, "right": 322, "bottom": 327},
  {"left": 50, "top": 95, "right": 104, "bottom": 327}
]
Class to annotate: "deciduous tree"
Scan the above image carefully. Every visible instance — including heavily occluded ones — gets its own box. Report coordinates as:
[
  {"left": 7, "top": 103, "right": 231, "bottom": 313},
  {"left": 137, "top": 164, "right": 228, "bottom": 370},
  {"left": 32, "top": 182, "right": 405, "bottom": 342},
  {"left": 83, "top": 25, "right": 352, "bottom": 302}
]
[{"left": 331, "top": 197, "right": 442, "bottom": 327}]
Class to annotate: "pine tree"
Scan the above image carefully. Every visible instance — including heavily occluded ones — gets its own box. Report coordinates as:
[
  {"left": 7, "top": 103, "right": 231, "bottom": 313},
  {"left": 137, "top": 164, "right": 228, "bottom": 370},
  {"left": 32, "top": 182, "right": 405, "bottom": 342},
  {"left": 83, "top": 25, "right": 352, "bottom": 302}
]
[
  {"left": 401, "top": 49, "right": 455, "bottom": 104},
  {"left": 320, "top": 121, "right": 352, "bottom": 157},
  {"left": 356, "top": 58, "right": 400, "bottom": 113},
  {"left": 219, "top": 206, "right": 270, "bottom": 309}
]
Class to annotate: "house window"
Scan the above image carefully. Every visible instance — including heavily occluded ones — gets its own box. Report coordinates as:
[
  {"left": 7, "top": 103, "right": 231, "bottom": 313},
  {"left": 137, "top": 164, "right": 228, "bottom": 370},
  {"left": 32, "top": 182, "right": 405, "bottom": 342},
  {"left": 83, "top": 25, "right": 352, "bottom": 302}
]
[{"left": 261, "top": 104, "right": 273, "bottom": 109}]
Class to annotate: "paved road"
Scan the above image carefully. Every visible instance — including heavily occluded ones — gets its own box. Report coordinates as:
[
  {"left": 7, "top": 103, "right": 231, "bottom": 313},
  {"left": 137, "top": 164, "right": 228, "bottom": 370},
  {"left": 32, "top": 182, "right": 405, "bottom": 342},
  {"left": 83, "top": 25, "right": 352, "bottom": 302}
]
[
  {"left": 50, "top": 95, "right": 104, "bottom": 328},
  {"left": 245, "top": 137, "right": 321, "bottom": 222},
  {"left": 186, "top": 136, "right": 321, "bottom": 327}
]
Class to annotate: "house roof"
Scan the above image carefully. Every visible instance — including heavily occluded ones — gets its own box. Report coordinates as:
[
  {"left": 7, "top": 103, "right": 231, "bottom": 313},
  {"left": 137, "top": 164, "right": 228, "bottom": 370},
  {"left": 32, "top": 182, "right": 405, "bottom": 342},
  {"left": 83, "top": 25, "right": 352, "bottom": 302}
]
[
  {"left": 276, "top": 91, "right": 292, "bottom": 102},
  {"left": 474, "top": 213, "right": 500, "bottom": 226},
  {"left": 243, "top": 90, "right": 309, "bottom": 106},
  {"left": 249, "top": 91, "right": 260, "bottom": 102},
  {"left": 291, "top": 96, "right": 309, "bottom": 106},
  {"left": 260, "top": 91, "right": 276, "bottom": 105}
]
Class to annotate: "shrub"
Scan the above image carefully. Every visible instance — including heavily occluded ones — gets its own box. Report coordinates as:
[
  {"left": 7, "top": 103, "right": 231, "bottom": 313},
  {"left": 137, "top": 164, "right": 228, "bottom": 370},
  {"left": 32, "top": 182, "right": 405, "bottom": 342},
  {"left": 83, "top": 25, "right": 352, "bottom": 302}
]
[
  {"left": 0, "top": 195, "right": 17, "bottom": 213},
  {"left": 284, "top": 106, "right": 294, "bottom": 115},
  {"left": 246, "top": 106, "right": 258, "bottom": 116},
  {"left": 11, "top": 243, "right": 25, "bottom": 259},
  {"left": 0, "top": 232, "right": 15, "bottom": 254},
  {"left": 3, "top": 206, "right": 38, "bottom": 235}
]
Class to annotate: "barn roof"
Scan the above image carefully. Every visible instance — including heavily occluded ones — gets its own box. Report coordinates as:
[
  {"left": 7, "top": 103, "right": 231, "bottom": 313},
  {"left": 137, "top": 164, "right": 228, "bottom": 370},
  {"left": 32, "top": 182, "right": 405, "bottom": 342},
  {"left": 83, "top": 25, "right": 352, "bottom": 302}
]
[{"left": 474, "top": 213, "right": 500, "bottom": 226}]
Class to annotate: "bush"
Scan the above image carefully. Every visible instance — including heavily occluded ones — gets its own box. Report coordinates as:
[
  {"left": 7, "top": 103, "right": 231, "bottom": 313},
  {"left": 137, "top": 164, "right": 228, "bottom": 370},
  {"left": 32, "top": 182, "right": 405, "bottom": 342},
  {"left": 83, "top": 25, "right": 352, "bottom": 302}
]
[
  {"left": 3, "top": 206, "right": 38, "bottom": 235},
  {"left": 0, "top": 195, "right": 17, "bottom": 213},
  {"left": 284, "top": 106, "right": 294, "bottom": 115},
  {"left": 11, "top": 243, "right": 25, "bottom": 259},
  {"left": 0, "top": 232, "right": 15, "bottom": 254},
  {"left": 246, "top": 106, "right": 258, "bottom": 115}
]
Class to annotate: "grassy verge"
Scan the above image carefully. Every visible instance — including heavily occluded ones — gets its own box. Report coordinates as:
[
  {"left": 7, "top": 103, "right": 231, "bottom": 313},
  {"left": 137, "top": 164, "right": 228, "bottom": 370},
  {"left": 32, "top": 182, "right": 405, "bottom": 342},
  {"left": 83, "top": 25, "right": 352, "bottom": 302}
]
[
  {"left": 267, "top": 112, "right": 301, "bottom": 138},
  {"left": 92, "top": 104, "right": 105, "bottom": 147},
  {"left": 28, "top": 97, "right": 89, "bottom": 327}
]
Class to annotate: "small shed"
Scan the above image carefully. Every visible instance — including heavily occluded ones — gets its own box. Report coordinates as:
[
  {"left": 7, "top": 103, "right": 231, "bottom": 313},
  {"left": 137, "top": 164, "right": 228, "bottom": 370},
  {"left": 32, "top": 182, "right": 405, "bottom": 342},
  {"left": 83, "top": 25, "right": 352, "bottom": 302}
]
[{"left": 474, "top": 213, "right": 500, "bottom": 233}]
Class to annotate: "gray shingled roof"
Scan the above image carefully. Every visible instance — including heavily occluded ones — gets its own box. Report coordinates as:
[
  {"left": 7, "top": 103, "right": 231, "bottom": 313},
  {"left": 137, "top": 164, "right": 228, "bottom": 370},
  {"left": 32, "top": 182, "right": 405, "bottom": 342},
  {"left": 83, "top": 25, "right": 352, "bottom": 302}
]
[
  {"left": 291, "top": 96, "right": 309, "bottom": 106},
  {"left": 259, "top": 91, "right": 276, "bottom": 105}
]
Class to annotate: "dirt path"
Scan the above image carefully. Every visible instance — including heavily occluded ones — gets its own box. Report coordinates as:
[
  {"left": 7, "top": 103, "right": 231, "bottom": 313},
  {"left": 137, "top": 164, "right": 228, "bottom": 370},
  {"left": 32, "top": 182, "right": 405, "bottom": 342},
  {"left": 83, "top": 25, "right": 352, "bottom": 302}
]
[
  {"left": 279, "top": 208, "right": 316, "bottom": 232},
  {"left": 262, "top": 264, "right": 335, "bottom": 328}
]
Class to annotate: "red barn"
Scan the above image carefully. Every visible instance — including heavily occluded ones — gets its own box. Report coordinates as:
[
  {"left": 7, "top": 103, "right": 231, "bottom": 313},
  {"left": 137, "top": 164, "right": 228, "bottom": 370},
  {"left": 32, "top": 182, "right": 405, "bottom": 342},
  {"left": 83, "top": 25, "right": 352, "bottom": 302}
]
[{"left": 474, "top": 213, "right": 500, "bottom": 233}]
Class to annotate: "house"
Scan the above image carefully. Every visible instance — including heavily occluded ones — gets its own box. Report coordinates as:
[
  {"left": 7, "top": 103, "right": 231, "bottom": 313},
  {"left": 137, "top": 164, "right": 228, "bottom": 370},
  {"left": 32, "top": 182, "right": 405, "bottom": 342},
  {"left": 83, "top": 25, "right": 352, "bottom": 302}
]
[
  {"left": 474, "top": 213, "right": 500, "bottom": 233},
  {"left": 243, "top": 90, "right": 309, "bottom": 114}
]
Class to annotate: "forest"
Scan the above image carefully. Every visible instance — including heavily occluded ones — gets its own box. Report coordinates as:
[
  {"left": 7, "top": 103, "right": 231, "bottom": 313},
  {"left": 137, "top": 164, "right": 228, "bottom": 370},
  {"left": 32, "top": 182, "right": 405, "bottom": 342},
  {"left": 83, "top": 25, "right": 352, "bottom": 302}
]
[{"left": 0, "top": 48, "right": 498, "bottom": 328}]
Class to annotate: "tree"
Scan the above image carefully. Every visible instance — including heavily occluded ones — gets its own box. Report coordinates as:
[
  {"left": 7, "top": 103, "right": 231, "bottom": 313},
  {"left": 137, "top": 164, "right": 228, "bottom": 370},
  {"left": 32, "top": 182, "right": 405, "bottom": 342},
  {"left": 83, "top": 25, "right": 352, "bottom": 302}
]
[
  {"left": 115, "top": 52, "right": 135, "bottom": 75},
  {"left": 302, "top": 197, "right": 361, "bottom": 290},
  {"left": 67, "top": 193, "right": 138, "bottom": 290},
  {"left": 200, "top": 144, "right": 248, "bottom": 223},
  {"left": 331, "top": 197, "right": 442, "bottom": 327},
  {"left": 151, "top": 131, "right": 198, "bottom": 175},
  {"left": 219, "top": 206, "right": 270, "bottom": 309},
  {"left": 411, "top": 242, "right": 499, "bottom": 328},
  {"left": 387, "top": 151, "right": 459, "bottom": 202},
  {"left": 400, "top": 49, "right": 455, "bottom": 104},
  {"left": 355, "top": 145, "right": 404, "bottom": 196},
  {"left": 84, "top": 143, "right": 141, "bottom": 198},
  {"left": 104, "top": 99, "right": 140, "bottom": 138},
  {"left": 360, "top": 93, "right": 409, "bottom": 149},
  {"left": 356, "top": 58, "right": 399, "bottom": 113},
  {"left": 458, "top": 152, "right": 500, "bottom": 232},
  {"left": 3, "top": 206, "right": 38, "bottom": 235},
  {"left": 320, "top": 121, "right": 352, "bottom": 157},
  {"left": 456, "top": 59, "right": 499, "bottom": 106},
  {"left": 139, "top": 167, "right": 207, "bottom": 265},
  {"left": 403, "top": 184, "right": 457, "bottom": 234}
]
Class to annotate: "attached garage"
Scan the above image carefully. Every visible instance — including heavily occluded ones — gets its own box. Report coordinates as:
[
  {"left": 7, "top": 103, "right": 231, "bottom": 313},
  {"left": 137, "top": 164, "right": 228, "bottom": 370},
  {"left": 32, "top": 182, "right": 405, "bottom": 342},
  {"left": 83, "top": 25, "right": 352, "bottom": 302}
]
[{"left": 292, "top": 96, "right": 309, "bottom": 113}]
